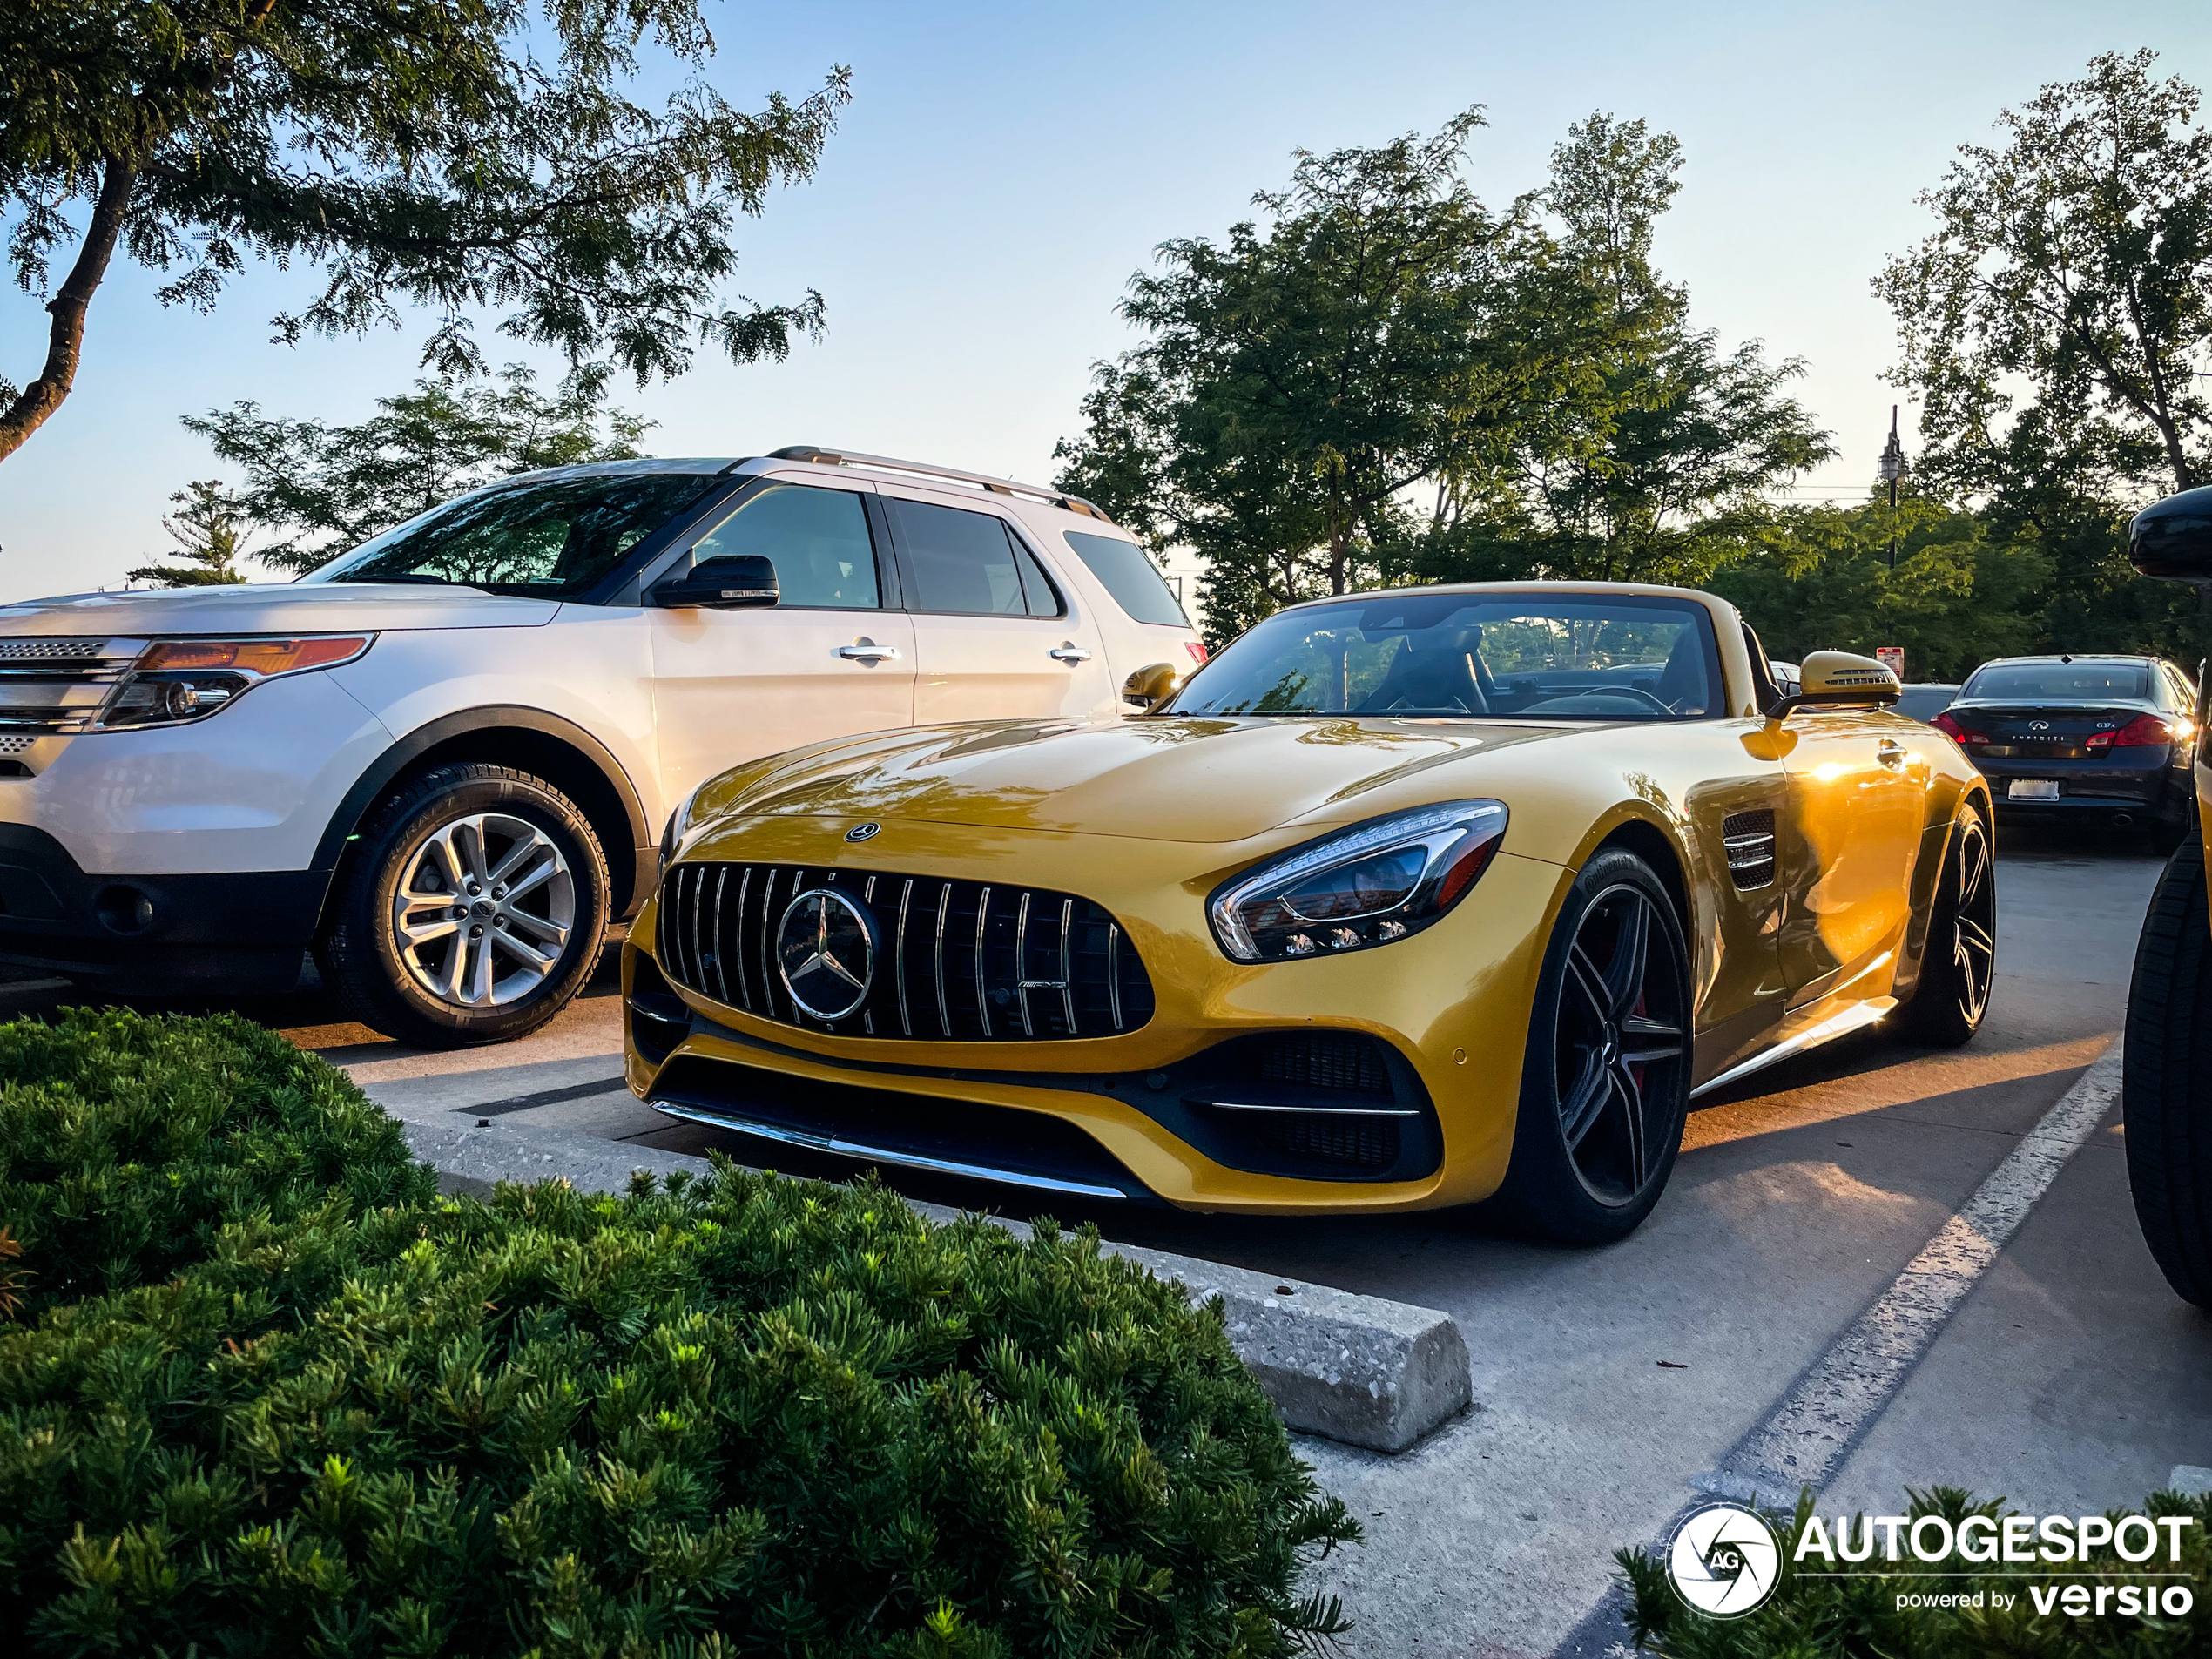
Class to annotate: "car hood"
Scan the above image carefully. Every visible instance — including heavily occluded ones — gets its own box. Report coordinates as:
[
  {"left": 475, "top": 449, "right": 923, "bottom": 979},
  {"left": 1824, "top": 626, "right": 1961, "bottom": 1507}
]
[
  {"left": 0, "top": 581, "right": 560, "bottom": 636},
  {"left": 692, "top": 714, "right": 1602, "bottom": 844}
]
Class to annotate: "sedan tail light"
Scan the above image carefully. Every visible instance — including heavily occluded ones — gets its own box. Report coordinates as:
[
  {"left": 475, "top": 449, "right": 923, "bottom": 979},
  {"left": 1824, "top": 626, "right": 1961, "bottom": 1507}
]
[
  {"left": 1930, "top": 711, "right": 1990, "bottom": 745},
  {"left": 2086, "top": 713, "right": 2176, "bottom": 751}
]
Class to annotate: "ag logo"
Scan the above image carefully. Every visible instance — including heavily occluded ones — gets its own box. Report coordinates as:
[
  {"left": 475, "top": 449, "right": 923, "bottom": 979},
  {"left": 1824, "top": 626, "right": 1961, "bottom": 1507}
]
[
  {"left": 1666, "top": 1503, "right": 1781, "bottom": 1617},
  {"left": 776, "top": 887, "right": 877, "bottom": 1020},
  {"left": 845, "top": 822, "right": 880, "bottom": 843}
]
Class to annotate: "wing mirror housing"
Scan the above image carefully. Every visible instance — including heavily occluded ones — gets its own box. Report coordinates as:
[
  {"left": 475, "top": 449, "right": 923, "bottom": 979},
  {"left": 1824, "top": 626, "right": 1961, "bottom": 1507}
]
[
  {"left": 2130, "top": 486, "right": 2212, "bottom": 583},
  {"left": 651, "top": 554, "right": 779, "bottom": 610},
  {"left": 1123, "top": 661, "right": 1184, "bottom": 711},
  {"left": 1770, "top": 650, "right": 1900, "bottom": 717}
]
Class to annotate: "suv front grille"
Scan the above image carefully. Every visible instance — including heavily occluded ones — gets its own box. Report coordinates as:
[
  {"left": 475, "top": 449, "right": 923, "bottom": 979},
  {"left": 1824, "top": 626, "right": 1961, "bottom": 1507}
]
[
  {"left": 0, "top": 638, "right": 146, "bottom": 733},
  {"left": 657, "top": 861, "right": 1155, "bottom": 1040}
]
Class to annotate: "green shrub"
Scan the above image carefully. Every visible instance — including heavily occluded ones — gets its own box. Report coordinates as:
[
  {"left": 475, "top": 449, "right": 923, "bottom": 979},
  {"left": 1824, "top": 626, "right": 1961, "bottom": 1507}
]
[
  {"left": 0, "top": 1012, "right": 1358, "bottom": 1658},
  {"left": 1620, "top": 1486, "right": 2211, "bottom": 1656},
  {"left": 0, "top": 1008, "right": 434, "bottom": 1313}
]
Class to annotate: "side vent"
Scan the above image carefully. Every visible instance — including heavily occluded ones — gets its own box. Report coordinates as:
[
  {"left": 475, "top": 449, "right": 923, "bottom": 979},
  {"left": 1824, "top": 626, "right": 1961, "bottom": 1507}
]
[{"left": 1722, "top": 809, "right": 1777, "bottom": 890}]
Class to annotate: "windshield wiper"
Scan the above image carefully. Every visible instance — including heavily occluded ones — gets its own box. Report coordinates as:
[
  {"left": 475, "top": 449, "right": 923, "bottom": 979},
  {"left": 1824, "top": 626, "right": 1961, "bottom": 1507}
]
[{"left": 334, "top": 572, "right": 486, "bottom": 590}]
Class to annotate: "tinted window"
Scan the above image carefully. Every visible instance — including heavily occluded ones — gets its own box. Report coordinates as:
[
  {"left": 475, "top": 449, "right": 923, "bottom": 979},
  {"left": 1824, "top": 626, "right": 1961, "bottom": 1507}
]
[
  {"left": 1065, "top": 530, "right": 1190, "bottom": 625},
  {"left": 1963, "top": 663, "right": 2148, "bottom": 701},
  {"left": 307, "top": 473, "right": 719, "bottom": 597},
  {"left": 1170, "top": 591, "right": 1722, "bottom": 721},
  {"left": 688, "top": 483, "right": 880, "bottom": 609},
  {"left": 1891, "top": 685, "right": 1959, "bottom": 723},
  {"left": 889, "top": 499, "right": 1060, "bottom": 617}
]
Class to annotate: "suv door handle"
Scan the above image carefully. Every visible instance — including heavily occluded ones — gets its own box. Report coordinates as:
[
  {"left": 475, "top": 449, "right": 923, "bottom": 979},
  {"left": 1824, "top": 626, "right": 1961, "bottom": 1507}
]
[
  {"left": 837, "top": 639, "right": 901, "bottom": 663},
  {"left": 1876, "top": 738, "right": 1907, "bottom": 769},
  {"left": 1049, "top": 643, "right": 1092, "bottom": 664}
]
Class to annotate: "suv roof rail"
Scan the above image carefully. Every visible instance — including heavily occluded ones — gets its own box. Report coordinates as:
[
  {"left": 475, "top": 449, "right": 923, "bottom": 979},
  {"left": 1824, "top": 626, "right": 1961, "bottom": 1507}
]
[{"left": 768, "top": 446, "right": 1116, "bottom": 525}]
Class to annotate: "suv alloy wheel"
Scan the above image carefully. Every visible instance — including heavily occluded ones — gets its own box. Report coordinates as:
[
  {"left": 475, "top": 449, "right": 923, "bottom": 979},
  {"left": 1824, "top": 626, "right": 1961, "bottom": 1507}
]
[{"left": 319, "top": 763, "right": 610, "bottom": 1047}]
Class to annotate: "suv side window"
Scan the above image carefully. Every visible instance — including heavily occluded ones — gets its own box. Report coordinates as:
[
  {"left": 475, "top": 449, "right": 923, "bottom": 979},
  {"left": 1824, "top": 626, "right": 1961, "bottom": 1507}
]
[
  {"left": 886, "top": 497, "right": 1062, "bottom": 617},
  {"left": 686, "top": 483, "right": 882, "bottom": 609}
]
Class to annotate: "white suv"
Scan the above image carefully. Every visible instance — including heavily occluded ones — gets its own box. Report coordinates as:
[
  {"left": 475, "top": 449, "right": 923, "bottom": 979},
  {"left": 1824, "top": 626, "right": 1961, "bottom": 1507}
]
[{"left": 0, "top": 448, "right": 1203, "bottom": 1044}]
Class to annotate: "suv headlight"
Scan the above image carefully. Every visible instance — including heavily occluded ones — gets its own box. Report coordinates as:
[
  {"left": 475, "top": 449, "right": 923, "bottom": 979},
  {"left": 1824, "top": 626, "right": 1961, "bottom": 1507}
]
[
  {"left": 1208, "top": 800, "right": 1508, "bottom": 962},
  {"left": 98, "top": 636, "right": 374, "bottom": 729}
]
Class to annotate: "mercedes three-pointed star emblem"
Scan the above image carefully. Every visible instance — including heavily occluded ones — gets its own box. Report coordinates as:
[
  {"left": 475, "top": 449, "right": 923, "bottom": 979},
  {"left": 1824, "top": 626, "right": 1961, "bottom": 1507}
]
[{"left": 775, "top": 887, "right": 878, "bottom": 1021}]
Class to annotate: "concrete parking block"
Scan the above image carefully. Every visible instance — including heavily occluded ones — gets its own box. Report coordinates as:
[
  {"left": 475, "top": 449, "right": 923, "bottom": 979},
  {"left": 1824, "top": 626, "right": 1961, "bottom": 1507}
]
[{"left": 395, "top": 1114, "right": 1474, "bottom": 1455}]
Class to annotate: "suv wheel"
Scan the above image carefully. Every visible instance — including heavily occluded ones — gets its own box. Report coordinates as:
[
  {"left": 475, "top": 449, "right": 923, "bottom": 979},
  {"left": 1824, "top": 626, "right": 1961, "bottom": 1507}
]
[
  {"left": 320, "top": 764, "right": 609, "bottom": 1048},
  {"left": 2124, "top": 833, "right": 2212, "bottom": 1305}
]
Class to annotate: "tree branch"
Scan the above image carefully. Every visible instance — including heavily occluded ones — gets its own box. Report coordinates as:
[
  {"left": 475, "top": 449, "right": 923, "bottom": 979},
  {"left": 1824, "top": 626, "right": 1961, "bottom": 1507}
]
[{"left": 0, "top": 157, "right": 138, "bottom": 464}]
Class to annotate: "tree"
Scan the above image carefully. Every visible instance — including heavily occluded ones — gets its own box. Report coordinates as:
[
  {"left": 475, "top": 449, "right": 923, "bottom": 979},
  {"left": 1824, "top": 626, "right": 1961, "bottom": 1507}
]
[
  {"left": 1710, "top": 495, "right": 2055, "bottom": 682},
  {"left": 0, "top": 2, "right": 849, "bottom": 464},
  {"left": 1879, "top": 50, "right": 2212, "bottom": 503},
  {"left": 187, "top": 364, "right": 652, "bottom": 570},
  {"left": 1877, "top": 49, "right": 2212, "bottom": 663},
  {"left": 1056, "top": 111, "right": 1597, "bottom": 639},
  {"left": 127, "top": 479, "right": 250, "bottom": 586},
  {"left": 1425, "top": 115, "right": 1831, "bottom": 587}
]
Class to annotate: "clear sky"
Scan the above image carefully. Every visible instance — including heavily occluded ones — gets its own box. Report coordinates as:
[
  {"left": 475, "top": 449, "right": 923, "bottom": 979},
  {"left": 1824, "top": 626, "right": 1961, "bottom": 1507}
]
[{"left": 3, "top": 0, "right": 2209, "bottom": 600}]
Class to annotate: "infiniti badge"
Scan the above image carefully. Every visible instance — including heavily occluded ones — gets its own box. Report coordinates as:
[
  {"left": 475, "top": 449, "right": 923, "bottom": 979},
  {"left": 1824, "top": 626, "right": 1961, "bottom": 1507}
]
[{"left": 776, "top": 888, "right": 878, "bottom": 1021}]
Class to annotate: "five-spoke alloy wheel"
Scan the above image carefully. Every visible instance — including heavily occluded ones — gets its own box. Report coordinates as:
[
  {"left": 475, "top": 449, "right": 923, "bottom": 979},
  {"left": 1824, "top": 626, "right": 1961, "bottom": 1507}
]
[
  {"left": 1489, "top": 847, "right": 1693, "bottom": 1244},
  {"left": 1899, "top": 804, "right": 1996, "bottom": 1047},
  {"left": 320, "top": 764, "right": 609, "bottom": 1048}
]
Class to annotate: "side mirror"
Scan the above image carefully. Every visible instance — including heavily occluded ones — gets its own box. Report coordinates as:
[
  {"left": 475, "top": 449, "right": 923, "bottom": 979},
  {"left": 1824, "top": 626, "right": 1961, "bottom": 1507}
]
[
  {"left": 1122, "top": 661, "right": 1184, "bottom": 711},
  {"left": 1770, "top": 650, "right": 1899, "bottom": 717},
  {"left": 651, "top": 554, "right": 778, "bottom": 610},
  {"left": 2130, "top": 487, "right": 2212, "bottom": 583}
]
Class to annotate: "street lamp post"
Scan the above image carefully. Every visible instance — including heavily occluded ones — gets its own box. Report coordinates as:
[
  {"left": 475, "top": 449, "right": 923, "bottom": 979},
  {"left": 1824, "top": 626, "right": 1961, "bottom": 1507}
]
[{"left": 1878, "top": 406, "right": 1906, "bottom": 570}]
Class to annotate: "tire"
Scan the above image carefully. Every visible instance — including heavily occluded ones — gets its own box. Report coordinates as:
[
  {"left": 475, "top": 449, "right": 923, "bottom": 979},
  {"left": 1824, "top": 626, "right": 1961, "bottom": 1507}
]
[
  {"left": 318, "top": 763, "right": 609, "bottom": 1048},
  {"left": 1896, "top": 804, "right": 1997, "bottom": 1047},
  {"left": 2123, "top": 833, "right": 2212, "bottom": 1306},
  {"left": 1485, "top": 847, "right": 1693, "bottom": 1245}
]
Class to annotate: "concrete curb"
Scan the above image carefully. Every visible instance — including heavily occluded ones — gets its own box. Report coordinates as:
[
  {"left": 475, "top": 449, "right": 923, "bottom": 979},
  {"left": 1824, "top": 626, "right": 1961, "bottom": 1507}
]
[{"left": 399, "top": 1116, "right": 1474, "bottom": 1454}]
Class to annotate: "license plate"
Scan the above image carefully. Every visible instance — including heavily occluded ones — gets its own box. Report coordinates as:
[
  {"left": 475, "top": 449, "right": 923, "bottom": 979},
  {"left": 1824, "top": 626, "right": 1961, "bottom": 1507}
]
[{"left": 2008, "top": 779, "right": 2060, "bottom": 800}]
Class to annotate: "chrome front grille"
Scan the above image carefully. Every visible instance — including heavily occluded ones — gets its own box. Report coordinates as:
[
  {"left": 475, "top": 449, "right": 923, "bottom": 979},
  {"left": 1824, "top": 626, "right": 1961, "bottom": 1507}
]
[
  {"left": 0, "top": 638, "right": 145, "bottom": 733},
  {"left": 1722, "top": 809, "right": 1777, "bottom": 890},
  {"left": 657, "top": 861, "right": 1156, "bottom": 1040}
]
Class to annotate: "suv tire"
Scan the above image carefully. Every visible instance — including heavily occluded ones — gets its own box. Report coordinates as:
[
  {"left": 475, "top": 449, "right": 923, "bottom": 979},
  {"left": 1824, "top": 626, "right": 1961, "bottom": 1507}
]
[
  {"left": 2124, "top": 833, "right": 2212, "bottom": 1306},
  {"left": 319, "top": 763, "right": 609, "bottom": 1048}
]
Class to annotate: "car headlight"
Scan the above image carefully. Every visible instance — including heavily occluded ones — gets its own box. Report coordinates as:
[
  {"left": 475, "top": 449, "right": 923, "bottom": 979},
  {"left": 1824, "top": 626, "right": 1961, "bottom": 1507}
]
[
  {"left": 658, "top": 787, "right": 703, "bottom": 875},
  {"left": 1208, "top": 800, "right": 1508, "bottom": 962},
  {"left": 97, "top": 636, "right": 374, "bottom": 729}
]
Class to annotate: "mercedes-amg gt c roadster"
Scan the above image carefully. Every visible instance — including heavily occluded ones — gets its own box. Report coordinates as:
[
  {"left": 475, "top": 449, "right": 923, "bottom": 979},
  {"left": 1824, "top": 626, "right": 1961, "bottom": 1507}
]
[{"left": 625, "top": 583, "right": 1995, "bottom": 1241}]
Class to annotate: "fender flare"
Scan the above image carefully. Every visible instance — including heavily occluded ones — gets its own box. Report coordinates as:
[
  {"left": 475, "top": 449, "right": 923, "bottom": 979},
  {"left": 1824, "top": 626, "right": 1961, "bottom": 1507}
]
[{"left": 310, "top": 705, "right": 653, "bottom": 908}]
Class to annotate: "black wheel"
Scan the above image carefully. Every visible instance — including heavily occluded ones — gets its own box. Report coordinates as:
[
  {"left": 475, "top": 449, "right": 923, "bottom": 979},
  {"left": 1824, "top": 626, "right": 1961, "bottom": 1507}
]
[
  {"left": 1486, "top": 848, "right": 1692, "bottom": 1244},
  {"left": 2124, "top": 833, "right": 2212, "bottom": 1306},
  {"left": 1897, "top": 805, "right": 1997, "bottom": 1047},
  {"left": 318, "top": 764, "right": 609, "bottom": 1048}
]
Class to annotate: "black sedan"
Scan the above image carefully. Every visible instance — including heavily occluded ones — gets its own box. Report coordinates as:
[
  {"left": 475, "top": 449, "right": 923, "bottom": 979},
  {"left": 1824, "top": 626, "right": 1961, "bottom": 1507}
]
[{"left": 1932, "top": 655, "right": 2200, "bottom": 846}]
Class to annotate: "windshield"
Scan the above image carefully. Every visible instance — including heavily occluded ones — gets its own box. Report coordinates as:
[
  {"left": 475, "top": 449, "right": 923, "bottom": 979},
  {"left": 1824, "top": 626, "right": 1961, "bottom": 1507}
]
[
  {"left": 1168, "top": 591, "right": 1724, "bottom": 721},
  {"left": 1963, "top": 663, "right": 2148, "bottom": 703},
  {"left": 302, "top": 472, "right": 723, "bottom": 597}
]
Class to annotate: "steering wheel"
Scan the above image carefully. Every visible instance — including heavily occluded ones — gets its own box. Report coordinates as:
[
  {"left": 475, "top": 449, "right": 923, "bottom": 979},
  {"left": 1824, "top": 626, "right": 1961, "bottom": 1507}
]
[{"left": 1571, "top": 685, "right": 1677, "bottom": 716}]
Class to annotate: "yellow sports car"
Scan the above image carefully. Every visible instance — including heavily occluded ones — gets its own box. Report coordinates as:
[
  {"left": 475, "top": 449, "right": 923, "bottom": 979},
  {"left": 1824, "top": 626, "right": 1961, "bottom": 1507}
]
[{"left": 625, "top": 582, "right": 1995, "bottom": 1241}]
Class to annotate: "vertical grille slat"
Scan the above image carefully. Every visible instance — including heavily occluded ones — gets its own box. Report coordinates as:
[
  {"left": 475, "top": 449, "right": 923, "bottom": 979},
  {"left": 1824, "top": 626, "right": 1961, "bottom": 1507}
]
[{"left": 657, "top": 861, "right": 1154, "bottom": 1042}]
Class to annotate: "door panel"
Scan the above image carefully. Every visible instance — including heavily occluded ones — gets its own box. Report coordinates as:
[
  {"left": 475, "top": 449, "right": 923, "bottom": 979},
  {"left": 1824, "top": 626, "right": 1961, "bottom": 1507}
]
[
  {"left": 648, "top": 482, "right": 916, "bottom": 803},
  {"left": 1684, "top": 721, "right": 1795, "bottom": 1083},
  {"left": 1776, "top": 709, "right": 1926, "bottom": 1002},
  {"left": 880, "top": 492, "right": 1116, "bottom": 722}
]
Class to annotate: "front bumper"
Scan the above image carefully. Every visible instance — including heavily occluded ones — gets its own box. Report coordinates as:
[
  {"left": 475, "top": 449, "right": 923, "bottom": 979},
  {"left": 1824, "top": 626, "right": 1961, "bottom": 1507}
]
[
  {"left": 0, "top": 823, "right": 323, "bottom": 990},
  {"left": 621, "top": 814, "right": 1568, "bottom": 1214}
]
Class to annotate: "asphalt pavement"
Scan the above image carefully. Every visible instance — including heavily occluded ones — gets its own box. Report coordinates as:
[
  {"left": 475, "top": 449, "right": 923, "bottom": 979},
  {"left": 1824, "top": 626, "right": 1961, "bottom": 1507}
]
[{"left": 5, "top": 824, "right": 2199, "bottom": 1659}]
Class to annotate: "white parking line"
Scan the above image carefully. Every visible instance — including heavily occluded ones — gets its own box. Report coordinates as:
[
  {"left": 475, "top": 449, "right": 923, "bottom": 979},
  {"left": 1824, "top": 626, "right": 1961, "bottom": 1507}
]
[
  {"left": 1700, "top": 1041, "right": 2121, "bottom": 1501},
  {"left": 1553, "top": 1041, "right": 2123, "bottom": 1657}
]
